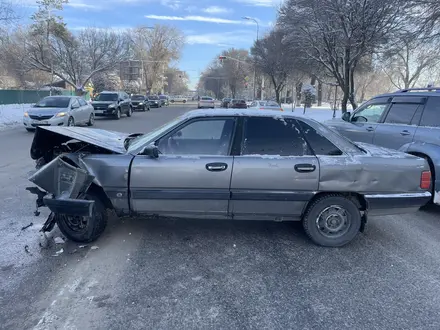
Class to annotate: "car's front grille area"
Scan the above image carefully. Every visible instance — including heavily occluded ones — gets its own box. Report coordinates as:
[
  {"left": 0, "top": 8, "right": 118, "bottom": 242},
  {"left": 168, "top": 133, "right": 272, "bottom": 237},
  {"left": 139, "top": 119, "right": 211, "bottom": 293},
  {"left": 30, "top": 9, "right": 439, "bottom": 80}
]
[{"left": 29, "top": 115, "right": 53, "bottom": 120}]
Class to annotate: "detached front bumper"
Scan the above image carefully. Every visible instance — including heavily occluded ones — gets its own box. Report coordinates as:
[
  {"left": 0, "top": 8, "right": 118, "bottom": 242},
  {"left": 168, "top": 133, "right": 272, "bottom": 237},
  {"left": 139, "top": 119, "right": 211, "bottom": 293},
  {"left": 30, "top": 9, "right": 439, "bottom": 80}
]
[
  {"left": 365, "top": 191, "right": 432, "bottom": 216},
  {"left": 27, "top": 156, "right": 96, "bottom": 231}
]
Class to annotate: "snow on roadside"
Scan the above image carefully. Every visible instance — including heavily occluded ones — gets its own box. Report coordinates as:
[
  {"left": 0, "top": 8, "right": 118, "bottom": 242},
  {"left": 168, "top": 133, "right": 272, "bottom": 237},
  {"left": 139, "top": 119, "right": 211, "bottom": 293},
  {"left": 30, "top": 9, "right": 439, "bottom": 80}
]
[
  {"left": 281, "top": 104, "right": 343, "bottom": 123},
  {"left": 0, "top": 103, "right": 32, "bottom": 130}
]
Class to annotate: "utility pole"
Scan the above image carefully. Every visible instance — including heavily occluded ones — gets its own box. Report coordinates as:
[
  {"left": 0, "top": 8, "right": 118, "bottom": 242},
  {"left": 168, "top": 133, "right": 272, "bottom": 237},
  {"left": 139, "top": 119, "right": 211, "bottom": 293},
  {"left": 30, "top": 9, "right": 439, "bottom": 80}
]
[{"left": 47, "top": 7, "right": 54, "bottom": 96}]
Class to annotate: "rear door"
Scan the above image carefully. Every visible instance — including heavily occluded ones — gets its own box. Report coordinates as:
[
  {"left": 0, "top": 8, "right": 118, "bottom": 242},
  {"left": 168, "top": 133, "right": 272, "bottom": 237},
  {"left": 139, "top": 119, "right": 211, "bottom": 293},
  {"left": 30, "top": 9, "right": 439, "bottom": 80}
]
[
  {"left": 372, "top": 96, "right": 425, "bottom": 150},
  {"left": 331, "top": 97, "right": 390, "bottom": 143},
  {"left": 229, "top": 116, "right": 319, "bottom": 220},
  {"left": 413, "top": 96, "right": 440, "bottom": 146},
  {"left": 130, "top": 116, "right": 237, "bottom": 218},
  {"left": 78, "top": 97, "right": 89, "bottom": 123}
]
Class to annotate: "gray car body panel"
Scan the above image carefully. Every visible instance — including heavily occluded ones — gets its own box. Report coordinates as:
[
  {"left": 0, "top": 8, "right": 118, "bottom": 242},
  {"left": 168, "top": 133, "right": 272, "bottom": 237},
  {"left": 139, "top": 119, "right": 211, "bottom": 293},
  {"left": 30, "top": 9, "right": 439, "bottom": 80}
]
[
  {"left": 27, "top": 109, "right": 431, "bottom": 223},
  {"left": 325, "top": 92, "right": 440, "bottom": 204}
]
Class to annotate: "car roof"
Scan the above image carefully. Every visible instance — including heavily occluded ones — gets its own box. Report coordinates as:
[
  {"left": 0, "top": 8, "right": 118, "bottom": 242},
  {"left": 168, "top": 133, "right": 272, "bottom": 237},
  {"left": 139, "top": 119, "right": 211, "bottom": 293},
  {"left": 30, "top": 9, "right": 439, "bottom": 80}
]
[
  {"left": 43, "top": 95, "right": 74, "bottom": 98},
  {"left": 373, "top": 91, "right": 440, "bottom": 99},
  {"left": 186, "top": 108, "right": 304, "bottom": 120}
]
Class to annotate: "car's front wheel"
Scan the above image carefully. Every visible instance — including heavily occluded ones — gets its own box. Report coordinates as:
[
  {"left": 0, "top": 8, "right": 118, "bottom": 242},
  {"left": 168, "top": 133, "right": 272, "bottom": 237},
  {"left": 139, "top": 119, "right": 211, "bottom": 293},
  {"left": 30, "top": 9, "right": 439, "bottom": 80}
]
[
  {"left": 115, "top": 108, "right": 121, "bottom": 119},
  {"left": 55, "top": 192, "right": 108, "bottom": 243},
  {"left": 127, "top": 106, "right": 133, "bottom": 117},
  {"left": 87, "top": 113, "right": 94, "bottom": 126},
  {"left": 67, "top": 117, "right": 75, "bottom": 126},
  {"left": 302, "top": 194, "right": 361, "bottom": 247}
]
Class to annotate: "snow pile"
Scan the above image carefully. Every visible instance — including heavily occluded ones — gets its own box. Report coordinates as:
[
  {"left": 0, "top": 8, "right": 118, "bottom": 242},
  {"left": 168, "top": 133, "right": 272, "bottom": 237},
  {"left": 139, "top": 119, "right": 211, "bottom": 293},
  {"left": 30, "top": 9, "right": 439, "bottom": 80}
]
[
  {"left": 281, "top": 104, "right": 343, "bottom": 123},
  {"left": 0, "top": 103, "right": 32, "bottom": 130}
]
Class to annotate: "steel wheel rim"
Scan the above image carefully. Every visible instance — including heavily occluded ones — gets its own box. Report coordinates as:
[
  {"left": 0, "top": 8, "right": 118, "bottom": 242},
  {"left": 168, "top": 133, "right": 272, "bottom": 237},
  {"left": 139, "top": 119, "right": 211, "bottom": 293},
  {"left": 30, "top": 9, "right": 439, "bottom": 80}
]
[
  {"left": 63, "top": 214, "right": 89, "bottom": 233},
  {"left": 315, "top": 205, "right": 350, "bottom": 238}
]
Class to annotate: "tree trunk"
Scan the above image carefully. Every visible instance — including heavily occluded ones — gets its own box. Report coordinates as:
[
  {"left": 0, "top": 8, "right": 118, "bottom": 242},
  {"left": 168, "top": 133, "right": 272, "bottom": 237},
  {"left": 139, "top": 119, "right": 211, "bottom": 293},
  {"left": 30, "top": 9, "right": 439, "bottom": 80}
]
[
  {"left": 317, "top": 81, "right": 322, "bottom": 106},
  {"left": 349, "top": 64, "right": 358, "bottom": 110},
  {"left": 342, "top": 47, "right": 350, "bottom": 113}
]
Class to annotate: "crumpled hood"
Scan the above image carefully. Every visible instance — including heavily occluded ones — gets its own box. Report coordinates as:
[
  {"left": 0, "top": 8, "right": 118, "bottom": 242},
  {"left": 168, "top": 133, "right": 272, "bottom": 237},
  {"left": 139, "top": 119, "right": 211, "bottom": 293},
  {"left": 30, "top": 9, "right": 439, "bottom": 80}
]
[{"left": 30, "top": 126, "right": 134, "bottom": 160}]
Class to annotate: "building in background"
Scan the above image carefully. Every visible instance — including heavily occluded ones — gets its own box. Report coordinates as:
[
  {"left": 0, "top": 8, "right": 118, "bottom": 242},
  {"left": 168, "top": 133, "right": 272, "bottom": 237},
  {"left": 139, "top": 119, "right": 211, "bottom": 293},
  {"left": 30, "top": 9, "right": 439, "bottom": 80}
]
[{"left": 119, "top": 60, "right": 142, "bottom": 81}]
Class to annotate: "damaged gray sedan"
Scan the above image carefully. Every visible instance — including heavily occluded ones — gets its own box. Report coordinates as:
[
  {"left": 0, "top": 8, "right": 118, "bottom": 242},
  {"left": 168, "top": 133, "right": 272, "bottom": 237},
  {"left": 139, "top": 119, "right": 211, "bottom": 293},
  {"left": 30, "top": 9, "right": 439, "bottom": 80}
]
[{"left": 27, "top": 109, "right": 432, "bottom": 247}]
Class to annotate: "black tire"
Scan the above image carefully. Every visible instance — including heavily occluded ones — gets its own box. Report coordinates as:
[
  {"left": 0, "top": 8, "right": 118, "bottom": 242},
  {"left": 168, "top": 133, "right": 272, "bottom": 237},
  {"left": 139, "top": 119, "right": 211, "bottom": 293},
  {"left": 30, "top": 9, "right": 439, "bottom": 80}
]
[
  {"left": 67, "top": 117, "right": 75, "bottom": 126},
  {"left": 183, "top": 100, "right": 187, "bottom": 103},
  {"left": 170, "top": 100, "right": 175, "bottom": 103},
  {"left": 302, "top": 194, "right": 361, "bottom": 247},
  {"left": 87, "top": 113, "right": 94, "bottom": 126},
  {"left": 142, "top": 105, "right": 146, "bottom": 112},
  {"left": 115, "top": 108, "right": 121, "bottom": 119},
  {"left": 55, "top": 192, "right": 108, "bottom": 243},
  {"left": 127, "top": 106, "right": 133, "bottom": 117},
  {"left": 25, "top": 128, "right": 34, "bottom": 132}
]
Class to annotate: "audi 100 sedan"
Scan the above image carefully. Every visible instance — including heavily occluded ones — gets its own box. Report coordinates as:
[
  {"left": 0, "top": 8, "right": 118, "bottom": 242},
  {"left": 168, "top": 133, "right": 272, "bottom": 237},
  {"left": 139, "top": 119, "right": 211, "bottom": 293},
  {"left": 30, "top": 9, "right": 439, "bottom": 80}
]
[{"left": 26, "top": 109, "right": 431, "bottom": 247}]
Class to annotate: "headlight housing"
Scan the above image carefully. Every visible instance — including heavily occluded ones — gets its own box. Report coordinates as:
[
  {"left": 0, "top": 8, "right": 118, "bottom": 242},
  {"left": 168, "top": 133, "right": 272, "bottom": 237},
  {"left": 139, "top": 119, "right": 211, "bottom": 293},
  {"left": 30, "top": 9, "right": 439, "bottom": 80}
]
[
  {"left": 56, "top": 112, "right": 67, "bottom": 117},
  {"left": 139, "top": 102, "right": 143, "bottom": 105},
  {"left": 24, "top": 112, "right": 29, "bottom": 117},
  {"left": 108, "top": 104, "right": 116, "bottom": 108}
]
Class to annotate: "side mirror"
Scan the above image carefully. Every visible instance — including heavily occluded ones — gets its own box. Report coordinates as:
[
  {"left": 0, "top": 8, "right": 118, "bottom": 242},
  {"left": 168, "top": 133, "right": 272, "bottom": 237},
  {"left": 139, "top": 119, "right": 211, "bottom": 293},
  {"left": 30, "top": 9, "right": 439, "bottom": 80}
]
[
  {"left": 140, "top": 144, "right": 159, "bottom": 158},
  {"left": 342, "top": 111, "right": 351, "bottom": 122}
]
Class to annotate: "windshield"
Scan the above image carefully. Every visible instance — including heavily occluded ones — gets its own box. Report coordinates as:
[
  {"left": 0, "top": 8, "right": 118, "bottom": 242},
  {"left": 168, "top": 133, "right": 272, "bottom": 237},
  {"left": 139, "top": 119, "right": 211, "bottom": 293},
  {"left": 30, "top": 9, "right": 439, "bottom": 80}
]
[
  {"left": 34, "top": 96, "right": 71, "bottom": 108},
  {"left": 159, "top": 95, "right": 167, "bottom": 99},
  {"left": 149, "top": 95, "right": 159, "bottom": 100},
  {"left": 95, "top": 93, "right": 118, "bottom": 101},
  {"left": 127, "top": 115, "right": 185, "bottom": 152},
  {"left": 132, "top": 95, "right": 145, "bottom": 100},
  {"left": 201, "top": 97, "right": 212, "bottom": 100}
]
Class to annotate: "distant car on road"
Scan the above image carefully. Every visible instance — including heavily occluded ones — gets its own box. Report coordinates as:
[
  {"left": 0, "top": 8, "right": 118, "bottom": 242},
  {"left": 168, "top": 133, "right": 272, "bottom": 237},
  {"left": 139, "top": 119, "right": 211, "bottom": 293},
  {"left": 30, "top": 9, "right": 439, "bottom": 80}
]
[
  {"left": 248, "top": 100, "right": 283, "bottom": 111},
  {"left": 221, "top": 98, "right": 231, "bottom": 108},
  {"left": 198, "top": 96, "right": 215, "bottom": 109},
  {"left": 27, "top": 109, "right": 431, "bottom": 247},
  {"left": 159, "top": 95, "right": 169, "bottom": 107},
  {"left": 91, "top": 91, "right": 133, "bottom": 119},
  {"left": 169, "top": 95, "right": 187, "bottom": 103},
  {"left": 229, "top": 99, "right": 247, "bottom": 109},
  {"left": 147, "top": 95, "right": 161, "bottom": 108},
  {"left": 326, "top": 87, "right": 440, "bottom": 205},
  {"left": 23, "top": 95, "right": 94, "bottom": 132},
  {"left": 131, "top": 94, "right": 150, "bottom": 112}
]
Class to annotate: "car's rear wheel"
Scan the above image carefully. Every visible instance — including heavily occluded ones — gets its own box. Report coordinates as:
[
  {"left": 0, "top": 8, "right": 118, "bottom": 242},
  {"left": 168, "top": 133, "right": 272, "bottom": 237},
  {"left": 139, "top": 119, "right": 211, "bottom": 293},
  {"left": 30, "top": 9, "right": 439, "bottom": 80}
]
[
  {"left": 67, "top": 117, "right": 75, "bottom": 126},
  {"left": 55, "top": 192, "right": 108, "bottom": 243},
  {"left": 302, "top": 194, "right": 361, "bottom": 247},
  {"left": 87, "top": 113, "right": 94, "bottom": 126}
]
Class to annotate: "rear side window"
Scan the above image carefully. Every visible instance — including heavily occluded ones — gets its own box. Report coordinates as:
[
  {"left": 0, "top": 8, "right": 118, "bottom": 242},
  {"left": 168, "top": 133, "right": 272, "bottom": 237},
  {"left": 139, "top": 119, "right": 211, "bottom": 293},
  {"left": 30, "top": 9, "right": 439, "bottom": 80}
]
[
  {"left": 420, "top": 97, "right": 440, "bottom": 127},
  {"left": 384, "top": 103, "right": 422, "bottom": 125},
  {"left": 242, "top": 117, "right": 311, "bottom": 156},
  {"left": 296, "top": 120, "right": 343, "bottom": 156}
]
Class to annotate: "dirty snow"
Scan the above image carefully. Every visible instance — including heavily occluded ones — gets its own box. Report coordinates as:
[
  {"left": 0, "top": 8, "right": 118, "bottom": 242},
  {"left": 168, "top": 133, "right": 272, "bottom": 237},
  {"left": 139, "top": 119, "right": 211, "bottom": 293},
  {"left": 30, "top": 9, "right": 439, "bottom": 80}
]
[
  {"left": 281, "top": 104, "right": 342, "bottom": 123},
  {"left": 0, "top": 103, "right": 33, "bottom": 130}
]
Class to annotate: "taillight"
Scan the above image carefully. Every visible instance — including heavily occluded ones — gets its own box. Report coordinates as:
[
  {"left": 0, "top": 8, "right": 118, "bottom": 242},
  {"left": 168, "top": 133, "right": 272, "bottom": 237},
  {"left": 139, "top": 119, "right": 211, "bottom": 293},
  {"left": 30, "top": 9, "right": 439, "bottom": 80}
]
[
  {"left": 420, "top": 170, "right": 431, "bottom": 189},
  {"left": 259, "top": 107, "right": 264, "bottom": 110}
]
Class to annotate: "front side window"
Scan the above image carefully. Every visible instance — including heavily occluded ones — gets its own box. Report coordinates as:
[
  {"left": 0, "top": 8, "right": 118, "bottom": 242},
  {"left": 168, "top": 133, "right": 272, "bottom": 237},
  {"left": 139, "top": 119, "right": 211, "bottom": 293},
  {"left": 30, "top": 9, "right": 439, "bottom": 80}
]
[
  {"left": 352, "top": 103, "right": 388, "bottom": 123},
  {"left": 157, "top": 118, "right": 235, "bottom": 156},
  {"left": 71, "top": 99, "right": 80, "bottom": 108},
  {"left": 242, "top": 117, "right": 310, "bottom": 156},
  {"left": 78, "top": 98, "right": 87, "bottom": 106},
  {"left": 384, "top": 103, "right": 421, "bottom": 125}
]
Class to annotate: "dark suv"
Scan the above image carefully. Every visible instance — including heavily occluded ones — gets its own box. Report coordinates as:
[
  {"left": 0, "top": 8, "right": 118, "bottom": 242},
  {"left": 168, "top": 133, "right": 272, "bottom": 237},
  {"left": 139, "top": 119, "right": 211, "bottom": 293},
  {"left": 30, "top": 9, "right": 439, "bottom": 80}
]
[
  {"left": 131, "top": 94, "right": 150, "bottom": 111},
  {"left": 91, "top": 91, "right": 133, "bottom": 119},
  {"left": 326, "top": 87, "right": 440, "bottom": 204}
]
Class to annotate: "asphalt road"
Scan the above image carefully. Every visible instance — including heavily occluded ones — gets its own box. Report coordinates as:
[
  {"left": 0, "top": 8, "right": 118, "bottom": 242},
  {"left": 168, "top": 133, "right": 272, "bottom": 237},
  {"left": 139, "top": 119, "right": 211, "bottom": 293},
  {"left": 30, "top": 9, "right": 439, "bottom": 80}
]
[{"left": 1, "top": 104, "right": 440, "bottom": 330}]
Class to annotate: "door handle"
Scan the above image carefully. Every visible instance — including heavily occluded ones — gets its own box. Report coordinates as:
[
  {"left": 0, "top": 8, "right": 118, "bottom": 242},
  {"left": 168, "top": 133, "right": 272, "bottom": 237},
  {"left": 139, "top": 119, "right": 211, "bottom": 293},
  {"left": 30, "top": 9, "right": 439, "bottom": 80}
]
[
  {"left": 294, "top": 164, "right": 316, "bottom": 173},
  {"left": 400, "top": 130, "right": 411, "bottom": 136},
  {"left": 366, "top": 126, "right": 374, "bottom": 132},
  {"left": 206, "top": 162, "right": 228, "bottom": 172}
]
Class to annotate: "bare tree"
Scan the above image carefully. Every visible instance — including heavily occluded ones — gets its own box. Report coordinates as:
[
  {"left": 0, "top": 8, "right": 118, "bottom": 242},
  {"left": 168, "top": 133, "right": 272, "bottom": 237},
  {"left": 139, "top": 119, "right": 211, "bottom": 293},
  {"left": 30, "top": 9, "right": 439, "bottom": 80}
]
[
  {"left": 379, "top": 32, "right": 440, "bottom": 89},
  {"left": 130, "top": 25, "right": 184, "bottom": 94},
  {"left": 165, "top": 68, "right": 189, "bottom": 95},
  {"left": 251, "top": 30, "right": 293, "bottom": 103},
  {"left": 278, "top": 0, "right": 410, "bottom": 112},
  {"left": 92, "top": 71, "right": 122, "bottom": 93},
  {"left": 26, "top": 27, "right": 130, "bottom": 94}
]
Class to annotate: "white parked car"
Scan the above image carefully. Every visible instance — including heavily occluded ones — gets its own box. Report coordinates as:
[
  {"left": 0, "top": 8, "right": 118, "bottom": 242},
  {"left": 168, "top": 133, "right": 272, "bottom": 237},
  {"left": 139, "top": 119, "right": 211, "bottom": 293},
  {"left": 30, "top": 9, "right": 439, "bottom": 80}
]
[
  {"left": 169, "top": 95, "right": 187, "bottom": 103},
  {"left": 248, "top": 100, "right": 283, "bottom": 111},
  {"left": 23, "top": 95, "right": 95, "bottom": 132},
  {"left": 198, "top": 96, "right": 215, "bottom": 109}
]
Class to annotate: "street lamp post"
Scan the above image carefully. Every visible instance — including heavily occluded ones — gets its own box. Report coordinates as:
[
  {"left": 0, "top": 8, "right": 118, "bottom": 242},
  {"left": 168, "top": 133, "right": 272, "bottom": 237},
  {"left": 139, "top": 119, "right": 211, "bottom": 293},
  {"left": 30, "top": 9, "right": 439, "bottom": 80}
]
[{"left": 242, "top": 16, "right": 259, "bottom": 100}]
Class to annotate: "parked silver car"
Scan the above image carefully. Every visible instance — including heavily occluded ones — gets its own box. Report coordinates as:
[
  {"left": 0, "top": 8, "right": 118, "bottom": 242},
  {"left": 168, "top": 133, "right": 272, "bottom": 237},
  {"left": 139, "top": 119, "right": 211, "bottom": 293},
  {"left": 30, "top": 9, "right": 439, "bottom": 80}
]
[
  {"left": 248, "top": 100, "right": 283, "bottom": 111},
  {"left": 26, "top": 109, "right": 431, "bottom": 247},
  {"left": 23, "top": 96, "right": 94, "bottom": 132}
]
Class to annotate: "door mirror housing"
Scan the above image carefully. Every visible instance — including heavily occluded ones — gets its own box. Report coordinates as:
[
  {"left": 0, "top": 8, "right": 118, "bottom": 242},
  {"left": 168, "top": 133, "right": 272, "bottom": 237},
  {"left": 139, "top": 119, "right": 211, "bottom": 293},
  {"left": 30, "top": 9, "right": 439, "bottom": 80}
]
[
  {"left": 140, "top": 144, "right": 159, "bottom": 158},
  {"left": 342, "top": 111, "right": 351, "bottom": 122}
]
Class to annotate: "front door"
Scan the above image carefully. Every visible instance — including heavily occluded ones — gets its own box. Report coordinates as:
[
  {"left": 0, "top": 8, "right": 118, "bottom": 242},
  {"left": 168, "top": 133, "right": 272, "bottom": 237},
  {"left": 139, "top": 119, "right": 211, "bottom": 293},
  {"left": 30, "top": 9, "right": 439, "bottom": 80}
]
[
  {"left": 331, "top": 99, "right": 390, "bottom": 144},
  {"left": 129, "top": 117, "right": 237, "bottom": 218},
  {"left": 229, "top": 116, "right": 319, "bottom": 220}
]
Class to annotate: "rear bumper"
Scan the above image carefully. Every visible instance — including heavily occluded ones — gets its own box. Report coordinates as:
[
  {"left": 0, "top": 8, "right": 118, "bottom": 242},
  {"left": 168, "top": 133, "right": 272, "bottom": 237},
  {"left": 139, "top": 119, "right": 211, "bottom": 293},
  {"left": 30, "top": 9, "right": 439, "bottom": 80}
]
[{"left": 365, "top": 191, "right": 431, "bottom": 216}]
